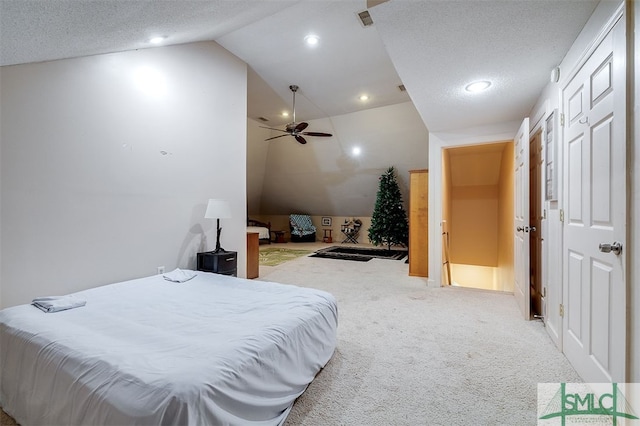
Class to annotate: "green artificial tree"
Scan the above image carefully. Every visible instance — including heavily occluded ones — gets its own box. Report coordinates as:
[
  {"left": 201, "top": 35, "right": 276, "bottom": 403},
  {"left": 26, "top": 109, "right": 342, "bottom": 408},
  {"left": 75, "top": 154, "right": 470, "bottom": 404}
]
[{"left": 368, "top": 166, "right": 409, "bottom": 250}]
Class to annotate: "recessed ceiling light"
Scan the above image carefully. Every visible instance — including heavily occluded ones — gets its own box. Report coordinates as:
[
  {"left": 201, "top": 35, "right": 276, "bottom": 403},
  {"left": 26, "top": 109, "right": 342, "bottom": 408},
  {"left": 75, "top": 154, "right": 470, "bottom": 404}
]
[
  {"left": 282, "top": 112, "right": 289, "bottom": 117},
  {"left": 352, "top": 147, "right": 362, "bottom": 156},
  {"left": 465, "top": 80, "right": 492, "bottom": 92},
  {"left": 359, "top": 94, "right": 369, "bottom": 101},
  {"left": 149, "top": 36, "right": 166, "bottom": 45},
  {"left": 304, "top": 35, "right": 320, "bottom": 46}
]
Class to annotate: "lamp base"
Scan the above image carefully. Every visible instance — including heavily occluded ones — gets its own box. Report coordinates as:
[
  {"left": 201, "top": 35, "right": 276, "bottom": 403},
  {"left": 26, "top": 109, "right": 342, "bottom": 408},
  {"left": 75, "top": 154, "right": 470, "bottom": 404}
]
[{"left": 212, "top": 220, "right": 226, "bottom": 253}]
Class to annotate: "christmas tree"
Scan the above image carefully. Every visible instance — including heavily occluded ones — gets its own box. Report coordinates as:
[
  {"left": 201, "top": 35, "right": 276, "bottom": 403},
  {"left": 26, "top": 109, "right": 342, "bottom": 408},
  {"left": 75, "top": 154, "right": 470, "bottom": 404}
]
[{"left": 368, "top": 166, "right": 409, "bottom": 250}]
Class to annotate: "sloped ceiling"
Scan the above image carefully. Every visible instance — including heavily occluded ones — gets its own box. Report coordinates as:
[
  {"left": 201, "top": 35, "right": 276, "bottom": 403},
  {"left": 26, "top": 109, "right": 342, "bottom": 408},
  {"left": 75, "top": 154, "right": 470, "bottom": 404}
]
[
  {"left": 448, "top": 143, "right": 508, "bottom": 187},
  {"left": 0, "top": 1, "right": 299, "bottom": 67},
  {"left": 0, "top": 0, "right": 600, "bottom": 217},
  {"left": 216, "top": 0, "right": 412, "bottom": 126},
  {"left": 252, "top": 101, "right": 429, "bottom": 216}
]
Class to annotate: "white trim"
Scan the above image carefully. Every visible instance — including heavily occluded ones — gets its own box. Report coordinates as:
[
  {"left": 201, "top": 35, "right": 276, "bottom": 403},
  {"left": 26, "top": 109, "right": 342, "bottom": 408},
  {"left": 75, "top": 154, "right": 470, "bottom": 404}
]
[
  {"left": 530, "top": 99, "right": 549, "bottom": 136},
  {"left": 560, "top": 3, "right": 624, "bottom": 88}
]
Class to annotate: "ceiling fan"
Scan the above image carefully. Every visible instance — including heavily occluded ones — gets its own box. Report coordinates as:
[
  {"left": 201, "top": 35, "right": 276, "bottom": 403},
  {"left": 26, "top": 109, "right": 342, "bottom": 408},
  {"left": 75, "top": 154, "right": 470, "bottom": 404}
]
[{"left": 262, "top": 85, "right": 333, "bottom": 145}]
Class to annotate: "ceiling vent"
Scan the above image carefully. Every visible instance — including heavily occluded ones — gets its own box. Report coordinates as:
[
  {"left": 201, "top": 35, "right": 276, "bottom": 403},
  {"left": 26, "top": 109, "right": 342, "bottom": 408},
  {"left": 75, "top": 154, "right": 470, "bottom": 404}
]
[
  {"left": 258, "top": 117, "right": 269, "bottom": 122},
  {"left": 398, "top": 84, "right": 406, "bottom": 92},
  {"left": 357, "top": 10, "right": 374, "bottom": 27}
]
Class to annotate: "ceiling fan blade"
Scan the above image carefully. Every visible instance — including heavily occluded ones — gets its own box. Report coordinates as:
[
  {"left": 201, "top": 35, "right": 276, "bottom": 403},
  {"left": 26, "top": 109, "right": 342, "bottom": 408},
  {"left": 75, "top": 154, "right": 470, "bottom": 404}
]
[
  {"left": 301, "top": 131, "right": 333, "bottom": 137},
  {"left": 294, "top": 135, "right": 307, "bottom": 144},
  {"left": 265, "top": 134, "right": 290, "bottom": 141},
  {"left": 259, "top": 126, "right": 289, "bottom": 134},
  {"left": 294, "top": 122, "right": 308, "bottom": 132}
]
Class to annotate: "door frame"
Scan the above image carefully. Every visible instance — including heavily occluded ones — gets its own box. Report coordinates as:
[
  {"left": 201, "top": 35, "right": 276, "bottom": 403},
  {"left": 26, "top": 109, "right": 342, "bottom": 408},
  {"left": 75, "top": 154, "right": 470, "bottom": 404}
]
[
  {"left": 528, "top": 129, "right": 543, "bottom": 318},
  {"left": 428, "top": 130, "right": 519, "bottom": 288},
  {"left": 514, "top": 118, "right": 530, "bottom": 319},
  {"left": 529, "top": 101, "right": 563, "bottom": 348}
]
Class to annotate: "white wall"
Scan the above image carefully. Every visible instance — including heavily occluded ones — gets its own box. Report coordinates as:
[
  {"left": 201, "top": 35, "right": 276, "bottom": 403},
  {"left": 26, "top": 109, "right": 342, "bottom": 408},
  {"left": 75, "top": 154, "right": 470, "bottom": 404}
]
[
  {"left": 257, "top": 101, "right": 429, "bottom": 217},
  {"left": 0, "top": 41, "right": 248, "bottom": 308},
  {"left": 246, "top": 119, "right": 270, "bottom": 216}
]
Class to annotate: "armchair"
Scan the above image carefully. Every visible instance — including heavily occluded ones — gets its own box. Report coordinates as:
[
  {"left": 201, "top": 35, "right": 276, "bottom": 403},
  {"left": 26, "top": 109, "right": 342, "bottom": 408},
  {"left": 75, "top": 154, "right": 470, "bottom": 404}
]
[{"left": 289, "top": 214, "right": 317, "bottom": 242}]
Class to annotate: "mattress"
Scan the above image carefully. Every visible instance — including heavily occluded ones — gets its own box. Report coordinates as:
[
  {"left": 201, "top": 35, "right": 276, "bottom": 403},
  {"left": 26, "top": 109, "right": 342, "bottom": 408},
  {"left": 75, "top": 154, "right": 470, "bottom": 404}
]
[
  {"left": 0, "top": 272, "right": 337, "bottom": 425},
  {"left": 247, "top": 226, "right": 270, "bottom": 240}
]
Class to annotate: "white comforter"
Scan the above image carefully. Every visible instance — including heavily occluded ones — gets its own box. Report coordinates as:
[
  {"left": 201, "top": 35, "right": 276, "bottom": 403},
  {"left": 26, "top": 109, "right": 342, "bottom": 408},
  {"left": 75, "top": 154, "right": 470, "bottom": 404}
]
[{"left": 0, "top": 272, "right": 337, "bottom": 425}]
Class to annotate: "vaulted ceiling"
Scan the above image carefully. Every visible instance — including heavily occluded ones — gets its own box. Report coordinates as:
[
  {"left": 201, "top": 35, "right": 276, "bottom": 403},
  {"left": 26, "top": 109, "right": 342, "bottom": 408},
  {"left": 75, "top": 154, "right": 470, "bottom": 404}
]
[
  {"left": 1, "top": 0, "right": 600, "bottom": 216},
  {"left": 0, "top": 0, "right": 600, "bottom": 132}
]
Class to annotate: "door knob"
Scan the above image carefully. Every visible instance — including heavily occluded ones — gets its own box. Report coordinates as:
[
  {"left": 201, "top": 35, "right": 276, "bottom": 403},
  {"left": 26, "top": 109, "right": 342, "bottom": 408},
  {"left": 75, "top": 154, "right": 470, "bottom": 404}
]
[
  {"left": 599, "top": 241, "right": 622, "bottom": 255},
  {"left": 516, "top": 226, "right": 536, "bottom": 233}
]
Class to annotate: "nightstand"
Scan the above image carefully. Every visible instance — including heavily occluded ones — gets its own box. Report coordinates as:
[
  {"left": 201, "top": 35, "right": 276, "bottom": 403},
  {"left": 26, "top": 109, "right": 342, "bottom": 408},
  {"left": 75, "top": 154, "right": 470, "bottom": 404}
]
[{"left": 197, "top": 251, "right": 237, "bottom": 276}]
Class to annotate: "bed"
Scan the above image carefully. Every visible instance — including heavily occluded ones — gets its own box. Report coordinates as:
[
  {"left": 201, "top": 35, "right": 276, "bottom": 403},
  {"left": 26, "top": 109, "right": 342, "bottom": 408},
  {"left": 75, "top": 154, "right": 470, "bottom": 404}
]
[
  {"left": 0, "top": 272, "right": 337, "bottom": 425},
  {"left": 247, "top": 218, "right": 271, "bottom": 244}
]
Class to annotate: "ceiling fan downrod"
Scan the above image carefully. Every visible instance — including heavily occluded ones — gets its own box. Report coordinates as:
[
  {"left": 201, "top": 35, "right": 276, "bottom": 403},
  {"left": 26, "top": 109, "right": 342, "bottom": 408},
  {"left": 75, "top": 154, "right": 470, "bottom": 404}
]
[{"left": 289, "top": 85, "right": 298, "bottom": 125}]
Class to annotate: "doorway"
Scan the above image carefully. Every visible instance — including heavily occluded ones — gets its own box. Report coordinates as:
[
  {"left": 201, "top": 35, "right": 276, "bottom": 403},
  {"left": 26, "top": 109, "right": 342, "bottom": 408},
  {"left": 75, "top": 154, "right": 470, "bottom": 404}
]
[
  {"left": 529, "top": 130, "right": 543, "bottom": 319},
  {"left": 441, "top": 141, "right": 514, "bottom": 291}
]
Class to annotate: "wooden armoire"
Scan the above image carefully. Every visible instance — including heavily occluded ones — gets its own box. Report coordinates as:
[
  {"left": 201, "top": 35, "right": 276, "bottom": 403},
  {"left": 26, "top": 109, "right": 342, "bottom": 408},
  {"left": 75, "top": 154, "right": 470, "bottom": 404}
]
[
  {"left": 409, "top": 170, "right": 428, "bottom": 277},
  {"left": 246, "top": 232, "right": 259, "bottom": 279}
]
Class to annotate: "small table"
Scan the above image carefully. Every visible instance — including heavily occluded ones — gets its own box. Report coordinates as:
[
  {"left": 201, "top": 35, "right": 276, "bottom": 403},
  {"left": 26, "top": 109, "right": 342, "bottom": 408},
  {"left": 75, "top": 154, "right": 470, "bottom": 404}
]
[
  {"left": 270, "top": 230, "right": 286, "bottom": 243},
  {"left": 323, "top": 229, "right": 333, "bottom": 243}
]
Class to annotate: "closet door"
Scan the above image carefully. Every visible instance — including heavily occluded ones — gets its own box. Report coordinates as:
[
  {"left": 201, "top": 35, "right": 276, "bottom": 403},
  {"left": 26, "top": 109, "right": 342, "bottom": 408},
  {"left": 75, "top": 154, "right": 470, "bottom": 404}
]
[
  {"left": 409, "top": 170, "right": 428, "bottom": 277},
  {"left": 561, "top": 18, "right": 626, "bottom": 382}
]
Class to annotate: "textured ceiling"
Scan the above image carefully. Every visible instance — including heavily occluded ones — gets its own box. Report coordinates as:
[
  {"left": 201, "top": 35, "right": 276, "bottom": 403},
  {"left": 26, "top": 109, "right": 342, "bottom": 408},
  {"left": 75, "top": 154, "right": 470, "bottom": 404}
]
[
  {"left": 370, "top": 0, "right": 600, "bottom": 132},
  {"left": 0, "top": 1, "right": 298, "bottom": 66},
  {"left": 216, "top": 0, "right": 411, "bottom": 126},
  {"left": 0, "top": 0, "right": 599, "bottom": 133}
]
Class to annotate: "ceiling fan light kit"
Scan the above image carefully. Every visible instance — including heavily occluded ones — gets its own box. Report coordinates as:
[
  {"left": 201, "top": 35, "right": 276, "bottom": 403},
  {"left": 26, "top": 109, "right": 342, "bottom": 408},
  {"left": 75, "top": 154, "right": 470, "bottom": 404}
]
[
  {"left": 304, "top": 35, "right": 320, "bottom": 46},
  {"left": 261, "top": 85, "right": 333, "bottom": 145}
]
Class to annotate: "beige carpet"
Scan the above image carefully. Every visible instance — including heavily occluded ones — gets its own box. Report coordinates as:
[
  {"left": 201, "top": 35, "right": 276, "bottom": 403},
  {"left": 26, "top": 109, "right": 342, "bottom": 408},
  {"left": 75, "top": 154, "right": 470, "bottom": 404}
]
[
  {"left": 257, "top": 246, "right": 582, "bottom": 425},
  {"left": 1, "top": 242, "right": 582, "bottom": 425}
]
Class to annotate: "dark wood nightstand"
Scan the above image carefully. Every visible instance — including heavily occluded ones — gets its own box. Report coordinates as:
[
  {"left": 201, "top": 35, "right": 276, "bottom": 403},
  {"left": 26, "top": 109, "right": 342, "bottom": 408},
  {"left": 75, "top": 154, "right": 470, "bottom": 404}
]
[{"left": 197, "top": 251, "right": 237, "bottom": 276}]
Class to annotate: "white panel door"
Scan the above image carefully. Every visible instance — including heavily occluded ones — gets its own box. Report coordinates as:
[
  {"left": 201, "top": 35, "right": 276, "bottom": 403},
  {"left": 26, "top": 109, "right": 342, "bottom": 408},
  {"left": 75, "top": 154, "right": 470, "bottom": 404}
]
[
  {"left": 514, "top": 118, "right": 530, "bottom": 320},
  {"left": 561, "top": 18, "right": 626, "bottom": 382}
]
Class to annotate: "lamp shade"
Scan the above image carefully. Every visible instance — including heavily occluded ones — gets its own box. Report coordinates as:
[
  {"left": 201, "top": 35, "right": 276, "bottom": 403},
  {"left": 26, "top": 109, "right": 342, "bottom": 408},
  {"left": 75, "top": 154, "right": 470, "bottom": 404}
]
[{"left": 204, "top": 199, "right": 232, "bottom": 219}]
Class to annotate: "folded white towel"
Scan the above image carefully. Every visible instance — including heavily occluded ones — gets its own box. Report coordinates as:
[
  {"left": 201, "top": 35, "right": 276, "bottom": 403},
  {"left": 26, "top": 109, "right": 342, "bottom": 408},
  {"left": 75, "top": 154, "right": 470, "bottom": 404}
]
[
  {"left": 163, "top": 268, "right": 197, "bottom": 283},
  {"left": 32, "top": 295, "right": 87, "bottom": 313}
]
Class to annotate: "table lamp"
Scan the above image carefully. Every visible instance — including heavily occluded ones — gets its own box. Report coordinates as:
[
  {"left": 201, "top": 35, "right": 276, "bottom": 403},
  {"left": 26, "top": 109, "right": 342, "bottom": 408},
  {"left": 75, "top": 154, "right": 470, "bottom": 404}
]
[{"left": 204, "top": 199, "right": 232, "bottom": 253}]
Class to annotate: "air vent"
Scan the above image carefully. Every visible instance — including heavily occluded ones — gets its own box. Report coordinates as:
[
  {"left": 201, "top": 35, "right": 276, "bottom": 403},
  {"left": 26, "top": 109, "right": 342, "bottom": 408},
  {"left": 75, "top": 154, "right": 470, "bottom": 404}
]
[
  {"left": 258, "top": 117, "right": 269, "bottom": 122},
  {"left": 398, "top": 84, "right": 406, "bottom": 92},
  {"left": 357, "top": 10, "right": 374, "bottom": 27}
]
